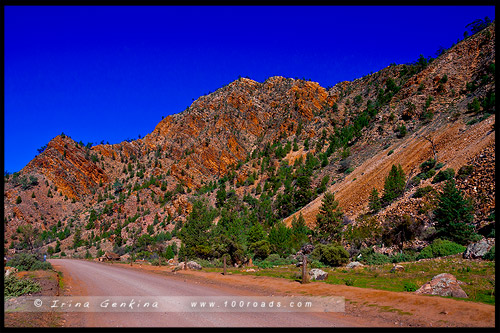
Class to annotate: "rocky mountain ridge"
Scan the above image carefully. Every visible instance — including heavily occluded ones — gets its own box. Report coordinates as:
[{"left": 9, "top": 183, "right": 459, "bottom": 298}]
[{"left": 4, "top": 22, "right": 495, "bottom": 260}]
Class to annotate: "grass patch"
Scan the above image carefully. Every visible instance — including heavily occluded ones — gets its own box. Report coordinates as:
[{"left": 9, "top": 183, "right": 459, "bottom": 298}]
[{"left": 219, "top": 256, "right": 495, "bottom": 305}]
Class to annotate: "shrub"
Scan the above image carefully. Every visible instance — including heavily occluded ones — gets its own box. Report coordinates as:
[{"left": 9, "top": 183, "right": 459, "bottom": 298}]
[
  {"left": 390, "top": 251, "right": 418, "bottom": 263},
  {"left": 396, "top": 124, "right": 407, "bottom": 138},
  {"left": 382, "top": 214, "right": 425, "bottom": 251},
  {"left": 256, "top": 254, "right": 292, "bottom": 268},
  {"left": 357, "top": 247, "right": 390, "bottom": 265},
  {"left": 7, "top": 253, "right": 53, "bottom": 271},
  {"left": 4, "top": 274, "right": 41, "bottom": 298},
  {"left": 483, "top": 245, "right": 495, "bottom": 261},
  {"left": 309, "top": 259, "right": 327, "bottom": 268},
  {"left": 343, "top": 278, "right": 355, "bottom": 286},
  {"left": 413, "top": 185, "right": 435, "bottom": 198},
  {"left": 311, "top": 244, "right": 349, "bottom": 267},
  {"left": 467, "top": 98, "right": 481, "bottom": 113},
  {"left": 432, "top": 168, "right": 455, "bottom": 184},
  {"left": 435, "top": 162, "right": 445, "bottom": 170},
  {"left": 403, "top": 281, "right": 419, "bottom": 292},
  {"left": 416, "top": 239, "right": 466, "bottom": 260},
  {"left": 420, "top": 158, "right": 436, "bottom": 172},
  {"left": 456, "top": 165, "right": 474, "bottom": 180},
  {"left": 423, "top": 168, "right": 436, "bottom": 179},
  {"left": 409, "top": 175, "right": 421, "bottom": 187}
]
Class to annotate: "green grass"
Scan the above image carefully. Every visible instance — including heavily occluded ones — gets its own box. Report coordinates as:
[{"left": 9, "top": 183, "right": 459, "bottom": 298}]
[{"left": 210, "top": 255, "right": 495, "bottom": 305}]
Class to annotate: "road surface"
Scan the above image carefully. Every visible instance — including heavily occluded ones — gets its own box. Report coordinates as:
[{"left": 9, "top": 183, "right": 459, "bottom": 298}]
[{"left": 49, "top": 259, "right": 359, "bottom": 327}]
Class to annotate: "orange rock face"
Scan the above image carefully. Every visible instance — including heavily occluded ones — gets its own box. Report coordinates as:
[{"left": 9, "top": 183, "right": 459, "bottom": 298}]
[{"left": 24, "top": 135, "right": 108, "bottom": 200}]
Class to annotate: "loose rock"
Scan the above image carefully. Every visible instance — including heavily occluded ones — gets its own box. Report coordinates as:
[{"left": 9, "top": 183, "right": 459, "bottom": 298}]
[
  {"left": 346, "top": 261, "right": 364, "bottom": 269},
  {"left": 308, "top": 268, "right": 328, "bottom": 281}
]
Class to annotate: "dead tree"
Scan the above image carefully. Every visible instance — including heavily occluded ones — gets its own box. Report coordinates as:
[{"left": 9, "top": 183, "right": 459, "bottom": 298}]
[{"left": 422, "top": 135, "right": 438, "bottom": 163}]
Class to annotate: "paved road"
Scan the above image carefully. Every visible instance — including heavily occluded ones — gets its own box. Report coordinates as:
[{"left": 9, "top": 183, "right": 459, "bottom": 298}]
[{"left": 50, "top": 259, "right": 358, "bottom": 327}]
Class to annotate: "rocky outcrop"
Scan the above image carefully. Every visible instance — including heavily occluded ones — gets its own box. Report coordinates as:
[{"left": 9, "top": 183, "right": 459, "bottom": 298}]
[
  {"left": 186, "top": 261, "right": 202, "bottom": 270},
  {"left": 23, "top": 135, "right": 108, "bottom": 200},
  {"left": 415, "top": 273, "right": 468, "bottom": 298},
  {"left": 463, "top": 238, "right": 495, "bottom": 259},
  {"left": 346, "top": 261, "right": 364, "bottom": 269}
]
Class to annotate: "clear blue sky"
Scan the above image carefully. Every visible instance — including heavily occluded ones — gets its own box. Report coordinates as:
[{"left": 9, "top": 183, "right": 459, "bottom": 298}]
[{"left": 4, "top": 5, "right": 496, "bottom": 173}]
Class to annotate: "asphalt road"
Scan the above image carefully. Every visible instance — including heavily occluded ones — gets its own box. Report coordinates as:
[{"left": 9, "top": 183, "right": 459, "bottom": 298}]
[{"left": 49, "top": 259, "right": 358, "bottom": 327}]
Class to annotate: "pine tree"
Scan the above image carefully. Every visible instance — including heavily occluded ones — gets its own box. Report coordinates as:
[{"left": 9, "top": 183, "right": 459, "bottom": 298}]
[
  {"left": 368, "top": 188, "right": 381, "bottom": 213},
  {"left": 315, "top": 192, "right": 344, "bottom": 243},
  {"left": 73, "top": 228, "right": 83, "bottom": 249},
  {"left": 268, "top": 221, "right": 292, "bottom": 256},
  {"left": 290, "top": 213, "right": 310, "bottom": 251},
  {"left": 434, "top": 179, "right": 476, "bottom": 245},
  {"left": 215, "top": 184, "right": 227, "bottom": 208},
  {"left": 381, "top": 164, "right": 406, "bottom": 205}
]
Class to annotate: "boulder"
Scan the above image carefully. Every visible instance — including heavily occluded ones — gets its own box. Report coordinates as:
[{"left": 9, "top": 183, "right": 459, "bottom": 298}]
[
  {"left": 186, "top": 261, "right": 202, "bottom": 270},
  {"left": 463, "top": 238, "right": 495, "bottom": 259},
  {"left": 308, "top": 268, "right": 328, "bottom": 281},
  {"left": 390, "top": 264, "right": 405, "bottom": 272},
  {"left": 415, "top": 273, "right": 468, "bottom": 298},
  {"left": 346, "top": 261, "right": 364, "bottom": 269}
]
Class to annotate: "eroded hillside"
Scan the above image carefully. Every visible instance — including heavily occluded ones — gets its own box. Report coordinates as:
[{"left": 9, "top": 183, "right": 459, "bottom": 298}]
[{"left": 4, "top": 22, "right": 495, "bottom": 261}]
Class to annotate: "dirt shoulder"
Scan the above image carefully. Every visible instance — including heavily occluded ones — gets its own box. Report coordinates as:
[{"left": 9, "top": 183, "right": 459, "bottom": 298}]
[
  {"left": 109, "top": 262, "right": 495, "bottom": 328},
  {"left": 4, "top": 269, "right": 63, "bottom": 327}
]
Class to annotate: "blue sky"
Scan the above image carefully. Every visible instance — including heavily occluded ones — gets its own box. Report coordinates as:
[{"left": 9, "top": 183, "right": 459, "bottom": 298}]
[{"left": 4, "top": 5, "right": 496, "bottom": 173}]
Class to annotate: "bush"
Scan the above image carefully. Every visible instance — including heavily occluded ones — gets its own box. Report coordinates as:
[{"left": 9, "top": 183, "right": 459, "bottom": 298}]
[
  {"left": 420, "top": 158, "right": 436, "bottom": 172},
  {"left": 255, "top": 254, "right": 293, "bottom": 268},
  {"left": 4, "top": 274, "right": 41, "bottom": 299},
  {"left": 456, "top": 165, "right": 474, "bottom": 180},
  {"left": 419, "top": 168, "right": 436, "bottom": 180},
  {"left": 7, "top": 253, "right": 53, "bottom": 271},
  {"left": 358, "top": 248, "right": 391, "bottom": 265},
  {"left": 309, "top": 259, "right": 327, "bottom": 268},
  {"left": 390, "top": 251, "right": 418, "bottom": 263},
  {"left": 413, "top": 185, "right": 435, "bottom": 198},
  {"left": 483, "top": 246, "right": 495, "bottom": 261},
  {"left": 416, "top": 239, "right": 466, "bottom": 260},
  {"left": 311, "top": 244, "right": 349, "bottom": 267},
  {"left": 432, "top": 168, "right": 455, "bottom": 184},
  {"left": 403, "top": 281, "right": 419, "bottom": 292}
]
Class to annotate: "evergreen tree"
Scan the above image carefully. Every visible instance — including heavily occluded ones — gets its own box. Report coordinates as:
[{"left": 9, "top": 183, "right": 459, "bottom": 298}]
[
  {"left": 247, "top": 222, "right": 266, "bottom": 244},
  {"left": 215, "top": 184, "right": 227, "bottom": 208},
  {"left": 73, "top": 228, "right": 83, "bottom": 249},
  {"left": 268, "top": 221, "right": 292, "bottom": 256},
  {"left": 368, "top": 188, "right": 381, "bottom": 213},
  {"left": 290, "top": 213, "right": 310, "bottom": 251},
  {"left": 434, "top": 179, "right": 477, "bottom": 245},
  {"left": 294, "top": 167, "right": 313, "bottom": 210},
  {"left": 179, "top": 198, "right": 217, "bottom": 258},
  {"left": 315, "top": 192, "right": 344, "bottom": 243},
  {"left": 381, "top": 164, "right": 406, "bottom": 205}
]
